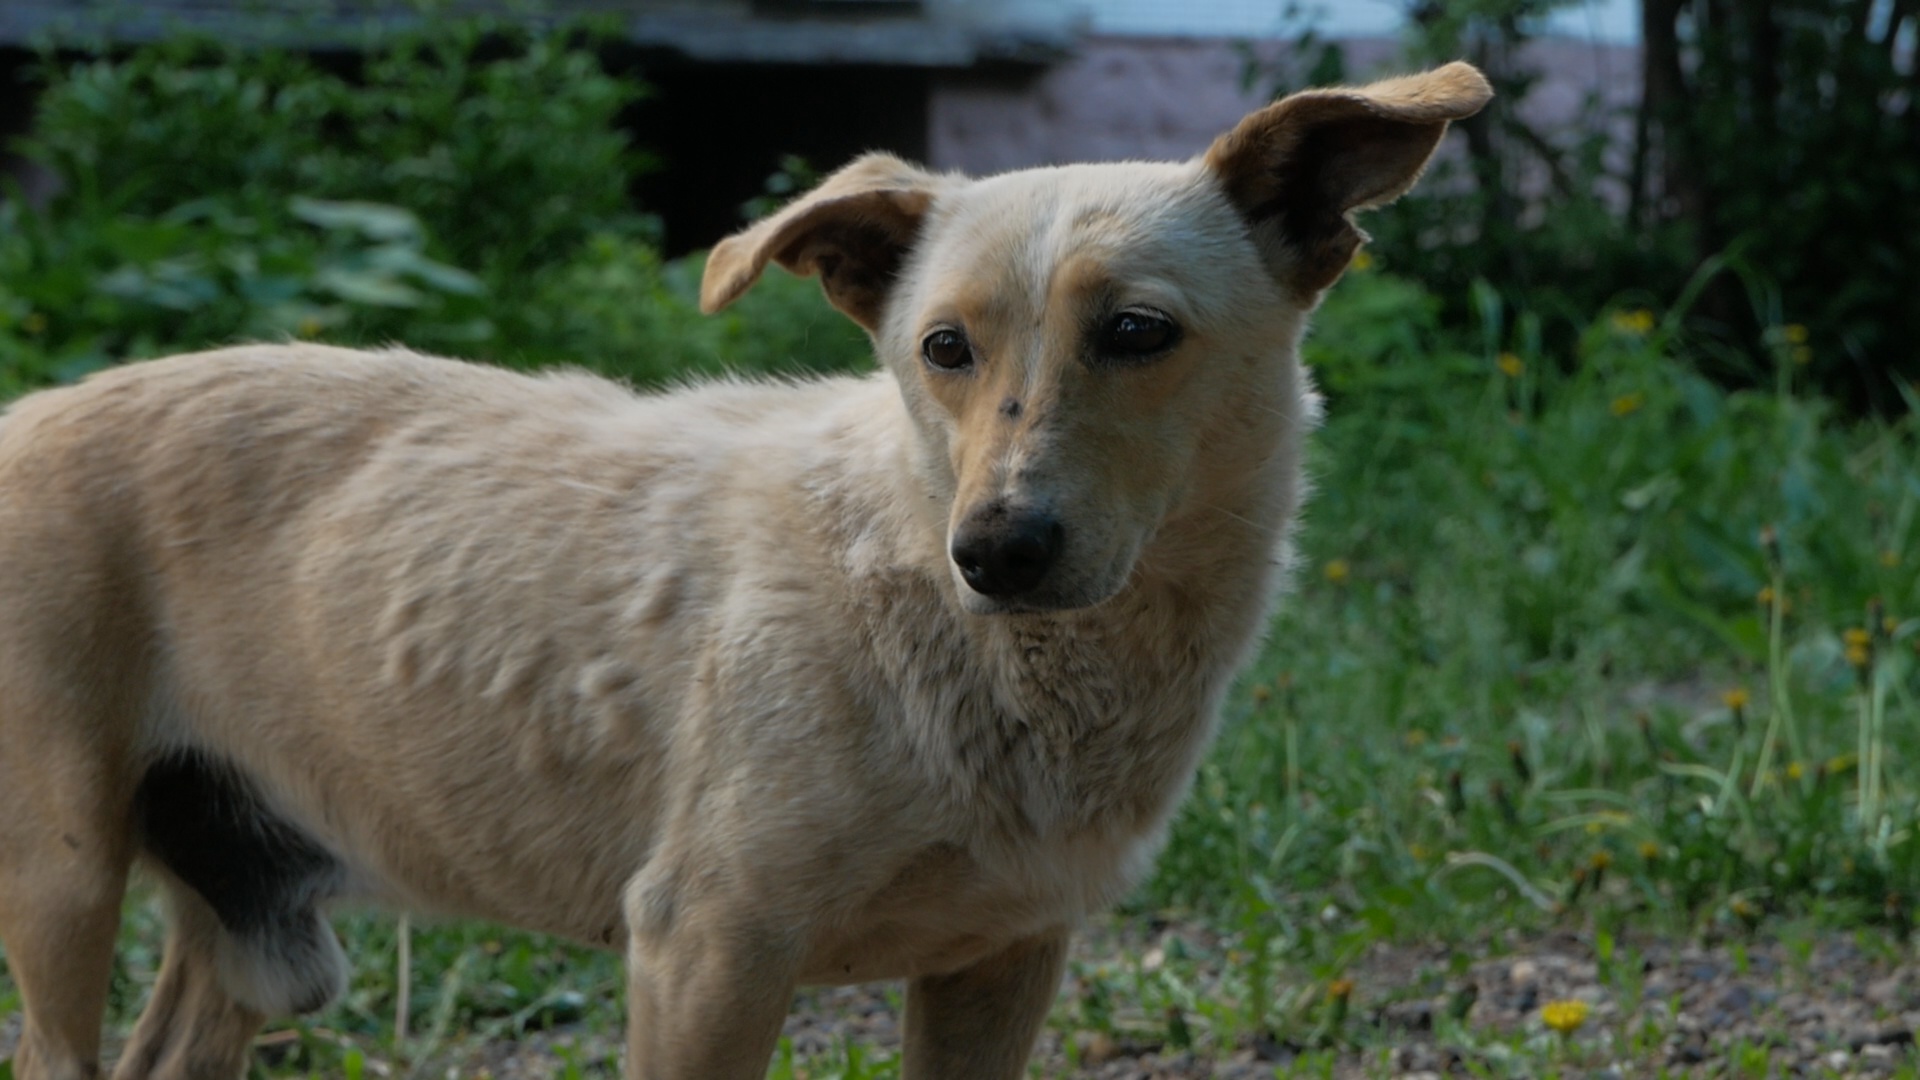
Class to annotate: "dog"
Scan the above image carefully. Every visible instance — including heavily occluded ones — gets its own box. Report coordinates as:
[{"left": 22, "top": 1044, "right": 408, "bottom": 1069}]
[{"left": 0, "top": 63, "right": 1487, "bottom": 1080}]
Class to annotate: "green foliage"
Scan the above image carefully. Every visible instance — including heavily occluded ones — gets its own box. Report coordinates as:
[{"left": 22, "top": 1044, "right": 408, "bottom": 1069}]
[
  {"left": 0, "top": 26, "right": 870, "bottom": 391},
  {"left": 23, "top": 26, "right": 649, "bottom": 279},
  {"left": 1260, "top": 0, "right": 1920, "bottom": 412},
  {"left": 1149, "top": 264, "right": 1920, "bottom": 950}
]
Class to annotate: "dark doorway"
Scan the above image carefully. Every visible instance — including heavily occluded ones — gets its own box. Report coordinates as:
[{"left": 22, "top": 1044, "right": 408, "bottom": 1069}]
[{"left": 627, "top": 60, "right": 930, "bottom": 254}]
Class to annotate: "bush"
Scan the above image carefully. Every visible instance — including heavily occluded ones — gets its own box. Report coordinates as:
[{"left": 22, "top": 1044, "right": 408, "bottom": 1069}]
[
  {"left": 0, "top": 25, "right": 872, "bottom": 391},
  {"left": 1259, "top": 0, "right": 1920, "bottom": 413}
]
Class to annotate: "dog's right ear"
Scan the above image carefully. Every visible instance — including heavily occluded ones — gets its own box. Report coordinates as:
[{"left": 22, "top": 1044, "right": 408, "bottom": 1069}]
[{"left": 699, "top": 153, "right": 949, "bottom": 332}]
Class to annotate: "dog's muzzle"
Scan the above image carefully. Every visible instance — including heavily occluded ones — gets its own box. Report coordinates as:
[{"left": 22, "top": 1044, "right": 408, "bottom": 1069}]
[{"left": 950, "top": 502, "right": 1064, "bottom": 599}]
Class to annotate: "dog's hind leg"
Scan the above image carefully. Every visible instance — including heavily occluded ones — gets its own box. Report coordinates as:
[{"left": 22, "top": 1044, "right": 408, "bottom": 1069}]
[
  {"left": 109, "top": 880, "right": 268, "bottom": 1080},
  {"left": 0, "top": 706, "right": 136, "bottom": 1080},
  {"left": 130, "top": 752, "right": 350, "bottom": 1023}
]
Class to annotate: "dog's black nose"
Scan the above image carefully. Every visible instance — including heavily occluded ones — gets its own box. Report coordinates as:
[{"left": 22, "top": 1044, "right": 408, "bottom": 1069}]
[{"left": 951, "top": 504, "right": 1064, "bottom": 598}]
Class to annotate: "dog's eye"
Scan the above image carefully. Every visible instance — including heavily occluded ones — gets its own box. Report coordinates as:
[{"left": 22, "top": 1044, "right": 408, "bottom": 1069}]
[
  {"left": 1099, "top": 311, "right": 1179, "bottom": 359},
  {"left": 922, "top": 328, "right": 974, "bottom": 371}
]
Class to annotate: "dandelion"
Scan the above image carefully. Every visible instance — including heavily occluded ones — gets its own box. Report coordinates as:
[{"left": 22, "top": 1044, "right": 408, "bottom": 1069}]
[
  {"left": 1541, "top": 999, "right": 1590, "bottom": 1035},
  {"left": 22, "top": 312, "right": 47, "bottom": 335},
  {"left": 1827, "top": 753, "right": 1857, "bottom": 775},
  {"left": 1610, "top": 309, "right": 1656, "bottom": 335},
  {"left": 1250, "top": 683, "right": 1272, "bottom": 705},
  {"left": 1609, "top": 392, "right": 1645, "bottom": 417},
  {"left": 1497, "top": 352, "right": 1525, "bottom": 377},
  {"left": 1638, "top": 839, "right": 1661, "bottom": 861},
  {"left": 1845, "top": 627, "right": 1873, "bottom": 670},
  {"left": 1881, "top": 550, "right": 1901, "bottom": 568},
  {"left": 1723, "top": 687, "right": 1750, "bottom": 735},
  {"left": 1783, "top": 323, "right": 1809, "bottom": 345},
  {"left": 1729, "top": 897, "right": 1761, "bottom": 925},
  {"left": 1786, "top": 761, "right": 1805, "bottom": 781},
  {"left": 297, "top": 315, "right": 325, "bottom": 339},
  {"left": 1404, "top": 729, "right": 1428, "bottom": 748},
  {"left": 1349, "top": 249, "right": 1374, "bottom": 272},
  {"left": 1324, "top": 558, "right": 1350, "bottom": 585},
  {"left": 1325, "top": 977, "right": 1354, "bottom": 1030}
]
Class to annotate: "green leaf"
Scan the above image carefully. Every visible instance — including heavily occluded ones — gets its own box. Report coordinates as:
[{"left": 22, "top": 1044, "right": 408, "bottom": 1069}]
[
  {"left": 290, "top": 197, "right": 422, "bottom": 242},
  {"left": 312, "top": 268, "right": 425, "bottom": 308}
]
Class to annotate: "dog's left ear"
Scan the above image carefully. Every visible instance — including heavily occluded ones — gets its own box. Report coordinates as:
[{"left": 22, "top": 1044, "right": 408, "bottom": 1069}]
[
  {"left": 700, "top": 153, "right": 951, "bottom": 332},
  {"left": 1204, "top": 61, "right": 1492, "bottom": 295}
]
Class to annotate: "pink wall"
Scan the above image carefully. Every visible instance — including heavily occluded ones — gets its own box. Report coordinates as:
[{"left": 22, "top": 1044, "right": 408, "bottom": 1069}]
[{"left": 928, "top": 35, "right": 1640, "bottom": 176}]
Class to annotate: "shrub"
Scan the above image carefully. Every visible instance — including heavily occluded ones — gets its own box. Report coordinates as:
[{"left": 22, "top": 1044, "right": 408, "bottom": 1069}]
[{"left": 0, "top": 25, "right": 873, "bottom": 389}]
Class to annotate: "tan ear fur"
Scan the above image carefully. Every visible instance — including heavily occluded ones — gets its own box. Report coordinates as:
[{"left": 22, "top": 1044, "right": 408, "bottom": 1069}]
[
  {"left": 1204, "top": 61, "right": 1493, "bottom": 294},
  {"left": 699, "top": 153, "right": 949, "bottom": 331}
]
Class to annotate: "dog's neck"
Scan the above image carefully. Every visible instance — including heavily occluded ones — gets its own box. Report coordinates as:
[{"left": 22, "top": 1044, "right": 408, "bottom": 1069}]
[{"left": 820, "top": 370, "right": 1309, "bottom": 838}]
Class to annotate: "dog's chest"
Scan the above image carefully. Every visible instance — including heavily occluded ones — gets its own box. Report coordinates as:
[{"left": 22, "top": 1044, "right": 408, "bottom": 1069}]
[{"left": 801, "top": 818, "right": 1154, "bottom": 985}]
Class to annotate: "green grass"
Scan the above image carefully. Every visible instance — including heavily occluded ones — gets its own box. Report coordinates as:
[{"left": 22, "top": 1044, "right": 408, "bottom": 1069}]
[{"left": 1, "top": 263, "right": 1916, "bottom": 1076}]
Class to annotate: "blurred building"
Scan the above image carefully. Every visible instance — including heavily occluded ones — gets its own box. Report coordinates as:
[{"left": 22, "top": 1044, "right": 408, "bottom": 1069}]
[{"left": 0, "top": 0, "right": 1636, "bottom": 251}]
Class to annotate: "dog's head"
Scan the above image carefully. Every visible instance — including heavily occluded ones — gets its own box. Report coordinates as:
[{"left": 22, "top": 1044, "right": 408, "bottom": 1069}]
[{"left": 703, "top": 64, "right": 1490, "bottom": 614}]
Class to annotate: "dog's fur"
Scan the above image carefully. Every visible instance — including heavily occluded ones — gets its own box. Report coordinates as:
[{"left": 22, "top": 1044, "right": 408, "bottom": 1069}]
[{"left": 0, "top": 64, "right": 1488, "bottom": 1080}]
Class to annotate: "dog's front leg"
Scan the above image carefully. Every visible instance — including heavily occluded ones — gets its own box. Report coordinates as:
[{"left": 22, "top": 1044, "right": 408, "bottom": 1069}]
[
  {"left": 901, "top": 928, "right": 1069, "bottom": 1079},
  {"left": 622, "top": 881, "right": 802, "bottom": 1080}
]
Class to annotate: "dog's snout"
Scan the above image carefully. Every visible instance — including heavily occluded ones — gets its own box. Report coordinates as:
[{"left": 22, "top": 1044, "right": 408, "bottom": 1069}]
[{"left": 951, "top": 505, "right": 1064, "bottom": 599}]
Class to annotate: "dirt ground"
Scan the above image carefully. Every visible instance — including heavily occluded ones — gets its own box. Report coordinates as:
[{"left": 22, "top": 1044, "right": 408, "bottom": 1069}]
[
  {"left": 5, "top": 926, "right": 1917, "bottom": 1077},
  {"left": 462, "top": 926, "right": 1920, "bottom": 1078}
]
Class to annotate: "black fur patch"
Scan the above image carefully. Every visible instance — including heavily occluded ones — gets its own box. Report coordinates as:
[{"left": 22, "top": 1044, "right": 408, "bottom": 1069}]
[{"left": 134, "top": 751, "right": 342, "bottom": 937}]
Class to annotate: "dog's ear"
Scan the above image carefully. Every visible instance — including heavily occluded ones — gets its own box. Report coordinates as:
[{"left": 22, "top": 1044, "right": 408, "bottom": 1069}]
[
  {"left": 1203, "top": 61, "right": 1492, "bottom": 295},
  {"left": 700, "top": 153, "right": 949, "bottom": 331}
]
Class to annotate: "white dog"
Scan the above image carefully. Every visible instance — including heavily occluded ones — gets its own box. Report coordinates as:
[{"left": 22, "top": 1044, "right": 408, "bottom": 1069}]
[{"left": 0, "top": 63, "right": 1489, "bottom": 1080}]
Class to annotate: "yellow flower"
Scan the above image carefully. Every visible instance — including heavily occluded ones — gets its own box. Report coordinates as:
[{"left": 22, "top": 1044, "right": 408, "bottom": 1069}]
[
  {"left": 1404, "top": 729, "right": 1428, "bottom": 748},
  {"left": 1324, "top": 559, "right": 1350, "bottom": 585},
  {"left": 1589, "top": 850, "right": 1613, "bottom": 871},
  {"left": 1541, "top": 999, "right": 1590, "bottom": 1034},
  {"left": 1408, "top": 843, "right": 1429, "bottom": 860},
  {"left": 1250, "top": 683, "right": 1272, "bottom": 705},
  {"left": 1881, "top": 550, "right": 1901, "bottom": 568},
  {"left": 1497, "top": 352, "right": 1525, "bottom": 378},
  {"left": 1349, "top": 249, "right": 1373, "bottom": 271},
  {"left": 1638, "top": 840, "right": 1661, "bottom": 860},
  {"left": 1327, "top": 978, "right": 1355, "bottom": 1000},
  {"left": 1721, "top": 688, "right": 1749, "bottom": 710},
  {"left": 1828, "top": 753, "right": 1858, "bottom": 774},
  {"left": 1610, "top": 309, "right": 1655, "bottom": 335},
  {"left": 1783, "top": 323, "right": 1809, "bottom": 345},
  {"left": 297, "top": 315, "right": 325, "bottom": 339},
  {"left": 1786, "top": 761, "right": 1805, "bottom": 781},
  {"left": 1844, "top": 627, "right": 1874, "bottom": 668},
  {"left": 1609, "top": 392, "right": 1645, "bottom": 417},
  {"left": 22, "top": 312, "right": 47, "bottom": 336},
  {"left": 1729, "top": 897, "right": 1761, "bottom": 922}
]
